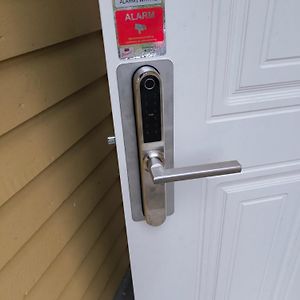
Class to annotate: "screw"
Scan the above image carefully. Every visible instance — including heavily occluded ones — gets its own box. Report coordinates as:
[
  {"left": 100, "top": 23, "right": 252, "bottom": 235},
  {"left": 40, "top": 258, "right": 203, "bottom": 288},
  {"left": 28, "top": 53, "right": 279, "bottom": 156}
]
[{"left": 107, "top": 136, "right": 116, "bottom": 145}]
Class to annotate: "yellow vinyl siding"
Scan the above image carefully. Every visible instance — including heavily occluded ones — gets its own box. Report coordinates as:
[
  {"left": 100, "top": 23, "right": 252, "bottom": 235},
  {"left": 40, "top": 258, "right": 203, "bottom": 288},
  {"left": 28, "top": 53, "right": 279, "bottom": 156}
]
[
  {"left": 0, "top": 33, "right": 106, "bottom": 136},
  {"left": 0, "top": 0, "right": 101, "bottom": 61},
  {"left": 0, "top": 1, "right": 129, "bottom": 299}
]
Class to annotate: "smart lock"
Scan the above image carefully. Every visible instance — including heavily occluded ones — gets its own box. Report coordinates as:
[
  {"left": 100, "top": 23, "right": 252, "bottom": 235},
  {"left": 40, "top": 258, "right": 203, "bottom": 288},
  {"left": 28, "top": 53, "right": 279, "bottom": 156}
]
[
  {"left": 133, "top": 66, "right": 167, "bottom": 226},
  {"left": 117, "top": 60, "right": 242, "bottom": 227}
]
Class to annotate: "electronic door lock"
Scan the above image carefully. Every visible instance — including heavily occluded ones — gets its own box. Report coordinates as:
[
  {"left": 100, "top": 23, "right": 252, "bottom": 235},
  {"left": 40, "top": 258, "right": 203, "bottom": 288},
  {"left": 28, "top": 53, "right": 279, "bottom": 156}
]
[
  {"left": 117, "top": 60, "right": 242, "bottom": 227},
  {"left": 132, "top": 64, "right": 242, "bottom": 227},
  {"left": 133, "top": 66, "right": 167, "bottom": 226}
]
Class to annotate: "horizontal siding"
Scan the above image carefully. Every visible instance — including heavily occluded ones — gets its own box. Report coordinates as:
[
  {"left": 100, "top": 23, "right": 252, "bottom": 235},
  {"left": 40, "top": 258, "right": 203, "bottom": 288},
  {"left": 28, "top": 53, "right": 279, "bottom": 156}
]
[
  {"left": 0, "top": 0, "right": 101, "bottom": 61},
  {"left": 0, "top": 0, "right": 129, "bottom": 299},
  {"left": 0, "top": 32, "right": 107, "bottom": 136},
  {"left": 0, "top": 136, "right": 116, "bottom": 271},
  {"left": 0, "top": 182, "right": 124, "bottom": 300},
  {"left": 58, "top": 220, "right": 127, "bottom": 300},
  {"left": 99, "top": 252, "right": 130, "bottom": 300},
  {"left": 27, "top": 204, "right": 127, "bottom": 300},
  {"left": 82, "top": 243, "right": 129, "bottom": 300},
  {"left": 0, "top": 77, "right": 111, "bottom": 207}
]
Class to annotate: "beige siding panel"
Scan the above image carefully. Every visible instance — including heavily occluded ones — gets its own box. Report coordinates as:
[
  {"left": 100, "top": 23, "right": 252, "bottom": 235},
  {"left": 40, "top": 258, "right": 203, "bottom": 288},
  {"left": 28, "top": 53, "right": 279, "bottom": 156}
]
[
  {"left": 23, "top": 184, "right": 123, "bottom": 300},
  {"left": 82, "top": 245, "right": 129, "bottom": 300},
  {"left": 30, "top": 211, "right": 126, "bottom": 300},
  {"left": 0, "top": 80, "right": 111, "bottom": 206},
  {"left": 0, "top": 0, "right": 128, "bottom": 298},
  {"left": 0, "top": 183, "right": 123, "bottom": 300},
  {"left": 0, "top": 0, "right": 101, "bottom": 61},
  {"left": 0, "top": 119, "right": 114, "bottom": 271},
  {"left": 99, "top": 253, "right": 130, "bottom": 300},
  {"left": 58, "top": 221, "right": 126, "bottom": 300},
  {"left": 0, "top": 33, "right": 106, "bottom": 136}
]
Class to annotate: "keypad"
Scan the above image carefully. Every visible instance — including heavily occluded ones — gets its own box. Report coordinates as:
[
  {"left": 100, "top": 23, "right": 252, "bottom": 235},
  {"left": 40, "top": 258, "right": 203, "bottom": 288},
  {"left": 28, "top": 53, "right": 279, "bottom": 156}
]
[{"left": 140, "top": 75, "right": 162, "bottom": 143}]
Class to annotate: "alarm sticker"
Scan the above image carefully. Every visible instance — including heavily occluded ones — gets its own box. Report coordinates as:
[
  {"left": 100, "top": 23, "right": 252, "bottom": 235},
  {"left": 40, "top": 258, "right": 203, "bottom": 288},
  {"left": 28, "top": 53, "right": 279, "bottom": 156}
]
[
  {"left": 116, "top": 7, "right": 164, "bottom": 46},
  {"left": 113, "top": 1, "right": 166, "bottom": 59}
]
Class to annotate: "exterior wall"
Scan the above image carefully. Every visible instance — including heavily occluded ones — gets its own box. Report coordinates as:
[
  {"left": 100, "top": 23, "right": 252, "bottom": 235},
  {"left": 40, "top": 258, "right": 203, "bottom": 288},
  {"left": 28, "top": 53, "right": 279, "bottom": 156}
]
[{"left": 0, "top": 1, "right": 129, "bottom": 299}]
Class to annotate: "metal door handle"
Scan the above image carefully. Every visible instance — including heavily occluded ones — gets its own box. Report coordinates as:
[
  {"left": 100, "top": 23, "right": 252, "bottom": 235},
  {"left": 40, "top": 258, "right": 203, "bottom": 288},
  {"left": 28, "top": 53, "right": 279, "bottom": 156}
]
[{"left": 146, "top": 152, "right": 242, "bottom": 184}]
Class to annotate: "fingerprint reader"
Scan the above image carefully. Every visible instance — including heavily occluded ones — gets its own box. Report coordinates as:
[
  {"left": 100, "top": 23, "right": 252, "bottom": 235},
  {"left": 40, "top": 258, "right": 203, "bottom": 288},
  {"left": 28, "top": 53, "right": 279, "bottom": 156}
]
[{"left": 144, "top": 78, "right": 156, "bottom": 90}]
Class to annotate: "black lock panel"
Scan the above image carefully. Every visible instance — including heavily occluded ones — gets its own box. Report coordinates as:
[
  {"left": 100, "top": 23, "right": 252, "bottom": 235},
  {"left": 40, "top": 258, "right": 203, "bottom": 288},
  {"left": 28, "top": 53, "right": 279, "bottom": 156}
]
[{"left": 140, "top": 75, "right": 162, "bottom": 143}]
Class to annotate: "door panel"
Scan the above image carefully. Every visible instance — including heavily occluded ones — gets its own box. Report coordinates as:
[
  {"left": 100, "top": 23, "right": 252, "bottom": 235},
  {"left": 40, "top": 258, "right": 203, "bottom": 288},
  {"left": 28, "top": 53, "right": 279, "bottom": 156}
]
[
  {"left": 266, "top": 0, "right": 300, "bottom": 61},
  {"left": 208, "top": 0, "right": 300, "bottom": 117},
  {"left": 201, "top": 165, "right": 300, "bottom": 300}
]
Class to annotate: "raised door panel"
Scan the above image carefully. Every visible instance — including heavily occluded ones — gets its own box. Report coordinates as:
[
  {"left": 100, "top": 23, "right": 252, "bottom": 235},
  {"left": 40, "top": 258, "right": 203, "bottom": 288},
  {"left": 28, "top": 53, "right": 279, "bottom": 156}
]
[
  {"left": 200, "top": 162, "right": 300, "bottom": 300},
  {"left": 207, "top": 0, "right": 300, "bottom": 118}
]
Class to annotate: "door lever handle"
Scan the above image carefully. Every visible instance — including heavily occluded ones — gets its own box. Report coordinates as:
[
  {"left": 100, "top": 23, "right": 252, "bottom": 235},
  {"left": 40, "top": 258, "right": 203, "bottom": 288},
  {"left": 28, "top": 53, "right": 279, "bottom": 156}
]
[{"left": 146, "top": 152, "right": 242, "bottom": 184}]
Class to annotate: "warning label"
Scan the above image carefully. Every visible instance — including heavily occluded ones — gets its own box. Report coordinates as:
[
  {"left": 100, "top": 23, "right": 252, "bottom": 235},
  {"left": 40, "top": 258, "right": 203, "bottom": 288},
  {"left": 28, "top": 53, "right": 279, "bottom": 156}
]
[
  {"left": 115, "top": 7, "right": 164, "bottom": 46},
  {"left": 115, "top": 0, "right": 162, "bottom": 9},
  {"left": 113, "top": 1, "right": 166, "bottom": 59}
]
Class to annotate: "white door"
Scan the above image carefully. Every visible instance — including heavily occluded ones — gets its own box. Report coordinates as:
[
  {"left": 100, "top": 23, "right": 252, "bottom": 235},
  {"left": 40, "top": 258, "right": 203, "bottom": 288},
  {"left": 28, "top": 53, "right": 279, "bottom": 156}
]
[{"left": 99, "top": 0, "right": 300, "bottom": 299}]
